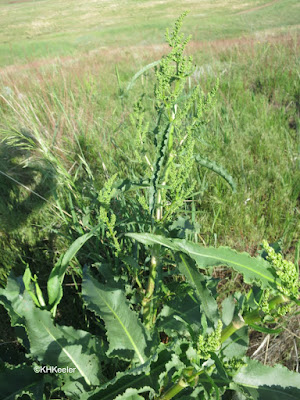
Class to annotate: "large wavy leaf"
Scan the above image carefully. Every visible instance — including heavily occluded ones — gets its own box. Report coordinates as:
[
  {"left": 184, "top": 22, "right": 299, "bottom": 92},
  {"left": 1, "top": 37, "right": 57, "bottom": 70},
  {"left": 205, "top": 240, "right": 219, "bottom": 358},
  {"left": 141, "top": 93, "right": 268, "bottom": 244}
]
[
  {"left": 194, "top": 154, "right": 236, "bottom": 192},
  {"left": 127, "top": 233, "right": 277, "bottom": 289},
  {"left": 1, "top": 275, "right": 103, "bottom": 393},
  {"left": 82, "top": 268, "right": 147, "bottom": 365},
  {"left": 23, "top": 307, "right": 102, "bottom": 387},
  {"left": 0, "top": 364, "right": 44, "bottom": 400},
  {"left": 232, "top": 358, "right": 300, "bottom": 399}
]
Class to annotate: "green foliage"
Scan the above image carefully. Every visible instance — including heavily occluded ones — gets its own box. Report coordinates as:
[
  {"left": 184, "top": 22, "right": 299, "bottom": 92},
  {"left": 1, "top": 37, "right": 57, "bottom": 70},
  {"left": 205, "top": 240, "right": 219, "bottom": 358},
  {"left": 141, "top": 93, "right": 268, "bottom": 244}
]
[
  {"left": 175, "top": 253, "right": 218, "bottom": 324},
  {"left": 98, "top": 174, "right": 121, "bottom": 254},
  {"left": 0, "top": 13, "right": 299, "bottom": 400},
  {"left": 47, "top": 223, "right": 101, "bottom": 315}
]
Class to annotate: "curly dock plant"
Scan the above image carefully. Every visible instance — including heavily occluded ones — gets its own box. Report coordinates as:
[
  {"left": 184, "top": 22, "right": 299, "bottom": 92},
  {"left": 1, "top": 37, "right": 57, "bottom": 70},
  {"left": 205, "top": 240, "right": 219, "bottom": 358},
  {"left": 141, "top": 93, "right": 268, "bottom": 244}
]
[{"left": 0, "top": 13, "right": 299, "bottom": 400}]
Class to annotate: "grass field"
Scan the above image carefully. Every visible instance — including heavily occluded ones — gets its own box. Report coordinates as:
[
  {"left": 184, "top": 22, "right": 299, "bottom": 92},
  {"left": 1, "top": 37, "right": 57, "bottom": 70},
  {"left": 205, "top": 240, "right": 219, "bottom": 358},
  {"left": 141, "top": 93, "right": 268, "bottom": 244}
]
[
  {"left": 0, "top": 0, "right": 299, "bottom": 381},
  {"left": 0, "top": 0, "right": 299, "bottom": 66}
]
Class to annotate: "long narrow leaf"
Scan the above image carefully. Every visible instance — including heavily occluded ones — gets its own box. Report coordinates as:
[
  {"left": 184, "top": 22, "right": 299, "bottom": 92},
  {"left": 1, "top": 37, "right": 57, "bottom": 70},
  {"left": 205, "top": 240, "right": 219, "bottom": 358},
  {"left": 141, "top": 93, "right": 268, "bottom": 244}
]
[
  {"left": 126, "top": 60, "right": 161, "bottom": 91},
  {"left": 195, "top": 155, "right": 236, "bottom": 192}
]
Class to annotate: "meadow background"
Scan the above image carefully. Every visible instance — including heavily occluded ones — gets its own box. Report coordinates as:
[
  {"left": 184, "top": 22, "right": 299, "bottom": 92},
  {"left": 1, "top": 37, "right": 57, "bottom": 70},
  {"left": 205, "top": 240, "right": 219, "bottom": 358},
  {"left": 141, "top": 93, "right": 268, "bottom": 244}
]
[{"left": 0, "top": 0, "right": 299, "bottom": 367}]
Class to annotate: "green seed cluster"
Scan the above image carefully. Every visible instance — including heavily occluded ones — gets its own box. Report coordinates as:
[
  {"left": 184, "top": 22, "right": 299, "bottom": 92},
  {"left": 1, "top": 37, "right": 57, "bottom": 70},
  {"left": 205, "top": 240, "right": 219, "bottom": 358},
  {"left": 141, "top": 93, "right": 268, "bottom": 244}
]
[
  {"left": 197, "top": 320, "right": 223, "bottom": 360},
  {"left": 263, "top": 240, "right": 299, "bottom": 299},
  {"left": 260, "top": 288, "right": 271, "bottom": 314},
  {"left": 130, "top": 98, "right": 149, "bottom": 164},
  {"left": 98, "top": 174, "right": 121, "bottom": 254},
  {"left": 155, "top": 12, "right": 193, "bottom": 111},
  {"left": 224, "top": 357, "right": 246, "bottom": 372},
  {"left": 162, "top": 134, "right": 196, "bottom": 220}
]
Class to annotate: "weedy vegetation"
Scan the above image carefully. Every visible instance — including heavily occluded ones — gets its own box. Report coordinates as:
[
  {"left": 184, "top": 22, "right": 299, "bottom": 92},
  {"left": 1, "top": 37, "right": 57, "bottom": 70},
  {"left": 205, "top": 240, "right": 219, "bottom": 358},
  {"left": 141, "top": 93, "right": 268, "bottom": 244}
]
[{"left": 0, "top": 13, "right": 299, "bottom": 399}]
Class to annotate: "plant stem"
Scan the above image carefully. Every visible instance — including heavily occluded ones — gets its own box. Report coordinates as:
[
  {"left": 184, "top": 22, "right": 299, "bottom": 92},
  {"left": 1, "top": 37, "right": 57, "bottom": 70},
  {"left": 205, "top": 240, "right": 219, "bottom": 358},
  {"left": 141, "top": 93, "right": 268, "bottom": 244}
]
[
  {"left": 157, "top": 377, "right": 188, "bottom": 400},
  {"left": 221, "top": 314, "right": 245, "bottom": 343},
  {"left": 221, "top": 294, "right": 288, "bottom": 343},
  {"left": 142, "top": 253, "right": 158, "bottom": 328}
]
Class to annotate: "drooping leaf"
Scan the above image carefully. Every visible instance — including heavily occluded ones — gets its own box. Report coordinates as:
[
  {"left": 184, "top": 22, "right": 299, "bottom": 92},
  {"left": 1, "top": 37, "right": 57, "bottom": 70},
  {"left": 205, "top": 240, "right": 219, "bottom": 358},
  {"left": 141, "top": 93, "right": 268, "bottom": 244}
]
[
  {"left": 47, "top": 223, "right": 101, "bottom": 311},
  {"left": 175, "top": 253, "right": 219, "bottom": 324},
  {"left": 126, "top": 60, "right": 161, "bottom": 91},
  {"left": 195, "top": 155, "right": 236, "bottom": 192},
  {"left": 232, "top": 358, "right": 300, "bottom": 399},
  {"left": 0, "top": 363, "right": 44, "bottom": 400},
  {"left": 247, "top": 323, "right": 282, "bottom": 334},
  {"left": 23, "top": 307, "right": 103, "bottom": 387},
  {"left": 127, "top": 233, "right": 277, "bottom": 289},
  {"left": 82, "top": 268, "right": 147, "bottom": 364}
]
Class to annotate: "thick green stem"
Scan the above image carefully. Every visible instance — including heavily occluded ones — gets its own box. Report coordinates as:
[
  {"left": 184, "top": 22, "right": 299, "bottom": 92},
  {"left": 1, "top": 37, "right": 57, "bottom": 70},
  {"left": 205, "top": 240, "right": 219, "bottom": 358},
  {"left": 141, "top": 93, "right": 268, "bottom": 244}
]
[
  {"left": 221, "top": 314, "right": 245, "bottom": 343},
  {"left": 142, "top": 254, "right": 158, "bottom": 328},
  {"left": 157, "top": 377, "right": 188, "bottom": 400}
]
